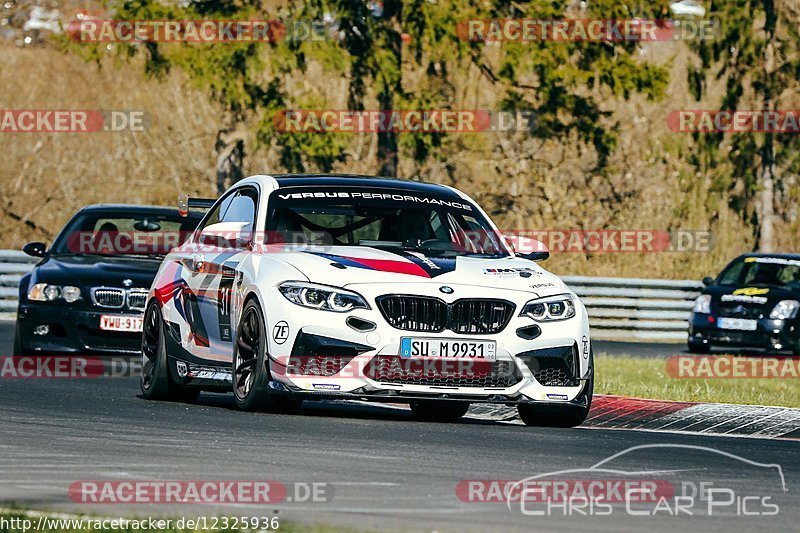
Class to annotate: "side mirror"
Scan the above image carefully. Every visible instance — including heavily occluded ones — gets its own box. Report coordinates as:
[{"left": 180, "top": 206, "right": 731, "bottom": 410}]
[
  {"left": 22, "top": 241, "right": 46, "bottom": 257},
  {"left": 198, "top": 222, "right": 252, "bottom": 249},
  {"left": 702, "top": 276, "right": 714, "bottom": 286},
  {"left": 507, "top": 235, "right": 549, "bottom": 261},
  {"left": 518, "top": 251, "right": 550, "bottom": 262}
]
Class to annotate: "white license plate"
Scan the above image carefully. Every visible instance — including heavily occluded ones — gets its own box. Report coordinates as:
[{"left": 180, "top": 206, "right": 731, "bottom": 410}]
[
  {"left": 717, "top": 317, "right": 758, "bottom": 331},
  {"left": 400, "top": 338, "right": 496, "bottom": 361},
  {"left": 99, "top": 314, "right": 143, "bottom": 332}
]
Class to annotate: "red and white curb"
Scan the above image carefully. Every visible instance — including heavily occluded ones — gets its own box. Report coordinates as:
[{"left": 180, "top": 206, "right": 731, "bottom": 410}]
[
  {"left": 585, "top": 395, "right": 800, "bottom": 439},
  {"left": 345, "top": 396, "right": 800, "bottom": 439}
]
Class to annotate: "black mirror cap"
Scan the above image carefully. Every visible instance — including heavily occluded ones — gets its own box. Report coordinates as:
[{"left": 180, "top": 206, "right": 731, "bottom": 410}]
[
  {"left": 702, "top": 276, "right": 714, "bottom": 286},
  {"left": 519, "top": 251, "right": 550, "bottom": 262},
  {"left": 22, "top": 241, "right": 46, "bottom": 258}
]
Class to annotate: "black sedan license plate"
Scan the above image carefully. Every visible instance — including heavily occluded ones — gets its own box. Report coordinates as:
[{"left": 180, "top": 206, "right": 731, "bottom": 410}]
[{"left": 400, "top": 338, "right": 497, "bottom": 361}]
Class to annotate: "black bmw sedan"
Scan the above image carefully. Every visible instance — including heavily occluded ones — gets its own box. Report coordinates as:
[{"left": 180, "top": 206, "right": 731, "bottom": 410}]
[
  {"left": 689, "top": 253, "right": 800, "bottom": 354},
  {"left": 14, "top": 205, "right": 202, "bottom": 355}
]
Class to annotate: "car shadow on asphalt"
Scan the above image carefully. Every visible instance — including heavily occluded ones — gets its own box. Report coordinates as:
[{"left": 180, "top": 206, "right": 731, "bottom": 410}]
[{"left": 172, "top": 392, "right": 512, "bottom": 425}]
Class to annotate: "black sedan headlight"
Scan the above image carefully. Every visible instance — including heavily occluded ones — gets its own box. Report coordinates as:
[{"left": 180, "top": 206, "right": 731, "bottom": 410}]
[
  {"left": 28, "top": 283, "right": 82, "bottom": 303},
  {"left": 278, "top": 281, "right": 370, "bottom": 312},
  {"left": 520, "top": 294, "right": 576, "bottom": 322}
]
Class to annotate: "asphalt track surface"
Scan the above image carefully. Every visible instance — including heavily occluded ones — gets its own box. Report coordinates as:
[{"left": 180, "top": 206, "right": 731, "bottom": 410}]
[{"left": 1, "top": 320, "right": 798, "bottom": 532}]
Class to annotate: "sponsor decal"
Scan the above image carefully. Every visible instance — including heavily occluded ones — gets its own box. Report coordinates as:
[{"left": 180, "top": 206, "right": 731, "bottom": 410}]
[
  {"left": 744, "top": 256, "right": 800, "bottom": 267},
  {"left": 581, "top": 336, "right": 589, "bottom": 360},
  {"left": 733, "top": 287, "right": 770, "bottom": 297},
  {"left": 721, "top": 294, "right": 768, "bottom": 305},
  {"left": 276, "top": 191, "right": 472, "bottom": 211},
  {"left": 406, "top": 251, "right": 441, "bottom": 270},
  {"left": 312, "top": 383, "right": 341, "bottom": 391},
  {"left": 530, "top": 282, "right": 556, "bottom": 290},
  {"left": 546, "top": 394, "right": 569, "bottom": 401},
  {"left": 273, "top": 321, "right": 289, "bottom": 344},
  {"left": 484, "top": 267, "right": 537, "bottom": 276}
]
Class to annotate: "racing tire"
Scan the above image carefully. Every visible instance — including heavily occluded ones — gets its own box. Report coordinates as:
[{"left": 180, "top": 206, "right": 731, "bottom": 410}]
[
  {"left": 410, "top": 401, "right": 470, "bottom": 422},
  {"left": 12, "top": 321, "right": 23, "bottom": 356},
  {"left": 140, "top": 302, "right": 200, "bottom": 403},
  {"left": 517, "top": 351, "right": 594, "bottom": 428},
  {"left": 232, "top": 300, "right": 301, "bottom": 413}
]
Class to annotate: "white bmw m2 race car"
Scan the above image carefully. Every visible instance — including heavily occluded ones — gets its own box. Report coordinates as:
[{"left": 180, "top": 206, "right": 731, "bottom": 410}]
[{"left": 141, "top": 174, "right": 593, "bottom": 426}]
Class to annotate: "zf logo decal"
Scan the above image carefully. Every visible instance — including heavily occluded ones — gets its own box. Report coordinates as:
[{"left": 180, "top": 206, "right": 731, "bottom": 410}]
[{"left": 273, "top": 321, "right": 290, "bottom": 344}]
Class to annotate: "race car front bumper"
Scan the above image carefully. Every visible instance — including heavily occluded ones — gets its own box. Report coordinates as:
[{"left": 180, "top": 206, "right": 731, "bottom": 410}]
[
  {"left": 263, "top": 283, "right": 593, "bottom": 404},
  {"left": 16, "top": 302, "right": 143, "bottom": 355},
  {"left": 689, "top": 312, "right": 800, "bottom": 353}
]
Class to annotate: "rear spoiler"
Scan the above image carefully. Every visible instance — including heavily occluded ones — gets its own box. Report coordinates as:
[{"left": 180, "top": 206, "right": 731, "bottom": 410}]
[{"left": 178, "top": 194, "right": 215, "bottom": 216}]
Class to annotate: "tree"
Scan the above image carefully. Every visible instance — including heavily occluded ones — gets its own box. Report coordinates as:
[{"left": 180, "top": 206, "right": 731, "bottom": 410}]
[
  {"left": 62, "top": 0, "right": 669, "bottom": 190},
  {"left": 688, "top": 0, "right": 800, "bottom": 251}
]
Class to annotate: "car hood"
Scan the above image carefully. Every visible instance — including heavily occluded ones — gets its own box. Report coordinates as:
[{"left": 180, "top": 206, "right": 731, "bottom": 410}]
[
  {"left": 33, "top": 254, "right": 162, "bottom": 289},
  {"left": 266, "top": 246, "right": 567, "bottom": 297}
]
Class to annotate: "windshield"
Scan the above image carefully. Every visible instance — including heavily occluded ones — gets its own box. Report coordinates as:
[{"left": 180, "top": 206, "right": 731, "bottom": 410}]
[
  {"left": 50, "top": 211, "right": 201, "bottom": 256},
  {"left": 717, "top": 256, "right": 800, "bottom": 289},
  {"left": 265, "top": 187, "right": 509, "bottom": 257}
]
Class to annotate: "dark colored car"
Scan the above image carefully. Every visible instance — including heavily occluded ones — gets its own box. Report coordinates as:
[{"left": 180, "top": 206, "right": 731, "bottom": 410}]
[
  {"left": 689, "top": 253, "right": 800, "bottom": 354},
  {"left": 14, "top": 205, "right": 202, "bottom": 356}
]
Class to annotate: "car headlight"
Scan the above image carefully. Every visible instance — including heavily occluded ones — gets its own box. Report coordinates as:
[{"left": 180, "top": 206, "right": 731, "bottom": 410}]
[
  {"left": 28, "top": 283, "right": 81, "bottom": 302},
  {"left": 61, "top": 286, "right": 82, "bottom": 303},
  {"left": 770, "top": 300, "right": 799, "bottom": 320},
  {"left": 278, "top": 281, "right": 369, "bottom": 312},
  {"left": 693, "top": 294, "right": 711, "bottom": 314},
  {"left": 520, "top": 294, "right": 576, "bottom": 321}
]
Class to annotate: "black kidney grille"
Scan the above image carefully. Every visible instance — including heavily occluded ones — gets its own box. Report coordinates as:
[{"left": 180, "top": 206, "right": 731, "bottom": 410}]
[
  {"left": 450, "top": 299, "right": 515, "bottom": 334},
  {"left": 376, "top": 295, "right": 447, "bottom": 332},
  {"left": 377, "top": 296, "right": 515, "bottom": 334}
]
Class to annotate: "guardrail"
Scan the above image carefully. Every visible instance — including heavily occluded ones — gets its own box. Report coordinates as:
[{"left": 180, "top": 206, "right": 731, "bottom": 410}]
[
  {"left": 0, "top": 250, "right": 38, "bottom": 313},
  {"left": 562, "top": 276, "right": 702, "bottom": 342},
  {"left": 0, "top": 250, "right": 700, "bottom": 342}
]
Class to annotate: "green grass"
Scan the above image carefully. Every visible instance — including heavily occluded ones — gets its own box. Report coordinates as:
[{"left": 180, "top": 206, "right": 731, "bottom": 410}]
[
  {"left": 596, "top": 353, "right": 800, "bottom": 408},
  {"left": 0, "top": 510, "right": 363, "bottom": 533}
]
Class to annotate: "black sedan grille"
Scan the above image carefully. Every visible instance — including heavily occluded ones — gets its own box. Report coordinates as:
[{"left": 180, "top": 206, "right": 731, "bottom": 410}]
[
  {"left": 91, "top": 287, "right": 149, "bottom": 310},
  {"left": 92, "top": 288, "right": 125, "bottom": 308},
  {"left": 718, "top": 304, "right": 764, "bottom": 320},
  {"left": 517, "top": 346, "right": 580, "bottom": 387},
  {"left": 376, "top": 296, "right": 515, "bottom": 335}
]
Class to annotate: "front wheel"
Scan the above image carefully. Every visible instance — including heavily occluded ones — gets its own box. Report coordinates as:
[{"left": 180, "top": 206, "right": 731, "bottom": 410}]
[
  {"left": 140, "top": 302, "right": 200, "bottom": 403},
  {"left": 232, "top": 300, "right": 301, "bottom": 413},
  {"left": 410, "top": 401, "right": 470, "bottom": 422}
]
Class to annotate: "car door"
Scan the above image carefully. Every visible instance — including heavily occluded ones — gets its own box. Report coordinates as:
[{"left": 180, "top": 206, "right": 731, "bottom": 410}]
[{"left": 184, "top": 186, "right": 258, "bottom": 363}]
